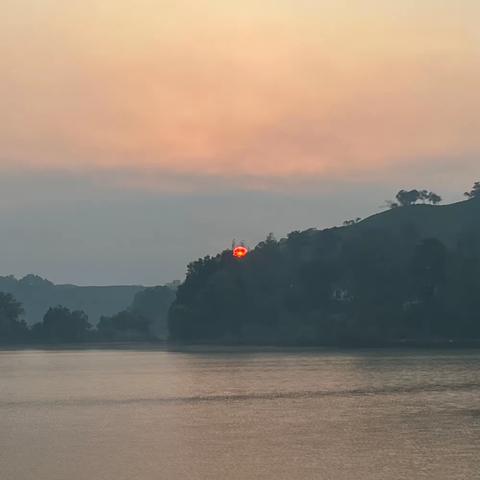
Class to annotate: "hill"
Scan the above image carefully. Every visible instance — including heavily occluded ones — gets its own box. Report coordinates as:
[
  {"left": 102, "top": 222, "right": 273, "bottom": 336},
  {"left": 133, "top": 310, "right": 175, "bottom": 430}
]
[
  {"left": 353, "top": 197, "right": 480, "bottom": 247},
  {"left": 169, "top": 197, "right": 480, "bottom": 345},
  {"left": 0, "top": 275, "right": 144, "bottom": 325}
]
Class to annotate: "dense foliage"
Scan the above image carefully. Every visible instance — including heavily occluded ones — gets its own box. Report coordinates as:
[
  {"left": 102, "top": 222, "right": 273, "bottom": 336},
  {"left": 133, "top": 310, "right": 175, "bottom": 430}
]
[
  {"left": 169, "top": 196, "right": 480, "bottom": 345},
  {"left": 0, "top": 292, "right": 28, "bottom": 343},
  {"left": 2, "top": 184, "right": 479, "bottom": 346},
  {"left": 31, "top": 306, "right": 92, "bottom": 342},
  {"left": 97, "top": 286, "right": 176, "bottom": 340},
  {"left": 0, "top": 286, "right": 175, "bottom": 344},
  {"left": 97, "top": 310, "right": 150, "bottom": 341}
]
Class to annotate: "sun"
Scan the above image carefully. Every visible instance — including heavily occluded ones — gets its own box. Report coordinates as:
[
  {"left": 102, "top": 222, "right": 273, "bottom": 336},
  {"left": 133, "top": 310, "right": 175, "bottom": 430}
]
[{"left": 233, "top": 246, "right": 248, "bottom": 259}]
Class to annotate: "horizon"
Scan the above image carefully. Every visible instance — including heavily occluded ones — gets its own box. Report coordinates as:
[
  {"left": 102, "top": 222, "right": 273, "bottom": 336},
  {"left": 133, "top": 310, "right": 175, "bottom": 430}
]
[
  {"left": 2, "top": 0, "right": 479, "bottom": 285},
  {"left": 1, "top": 191, "right": 474, "bottom": 287}
]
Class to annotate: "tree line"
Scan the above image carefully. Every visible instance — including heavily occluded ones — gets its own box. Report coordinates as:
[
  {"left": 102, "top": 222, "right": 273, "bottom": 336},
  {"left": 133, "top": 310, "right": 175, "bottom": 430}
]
[
  {"left": 2, "top": 181, "right": 479, "bottom": 346},
  {"left": 0, "top": 286, "right": 174, "bottom": 345},
  {"left": 169, "top": 230, "right": 480, "bottom": 345}
]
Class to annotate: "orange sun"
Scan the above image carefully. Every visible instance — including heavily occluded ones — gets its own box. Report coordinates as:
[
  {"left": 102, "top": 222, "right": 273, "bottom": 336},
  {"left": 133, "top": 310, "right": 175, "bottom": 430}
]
[{"left": 233, "top": 246, "right": 248, "bottom": 259}]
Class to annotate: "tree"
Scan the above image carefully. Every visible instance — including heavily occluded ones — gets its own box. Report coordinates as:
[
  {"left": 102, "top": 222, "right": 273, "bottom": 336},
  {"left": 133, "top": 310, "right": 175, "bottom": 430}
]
[
  {"left": 396, "top": 189, "right": 421, "bottom": 206},
  {"left": 256, "top": 232, "right": 277, "bottom": 251},
  {"left": 464, "top": 181, "right": 480, "bottom": 199},
  {"left": 0, "top": 292, "right": 28, "bottom": 343},
  {"left": 35, "top": 306, "right": 91, "bottom": 342},
  {"left": 18, "top": 274, "right": 54, "bottom": 288},
  {"left": 97, "top": 310, "right": 150, "bottom": 341},
  {"left": 343, "top": 218, "right": 362, "bottom": 226},
  {"left": 427, "top": 192, "right": 442, "bottom": 205},
  {"left": 394, "top": 189, "right": 441, "bottom": 207},
  {"left": 386, "top": 201, "right": 399, "bottom": 209},
  {"left": 419, "top": 190, "right": 430, "bottom": 203}
]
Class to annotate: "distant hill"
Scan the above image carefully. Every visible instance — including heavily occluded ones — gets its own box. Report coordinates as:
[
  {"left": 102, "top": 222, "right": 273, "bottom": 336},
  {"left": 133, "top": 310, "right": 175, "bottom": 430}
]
[
  {"left": 0, "top": 275, "right": 145, "bottom": 325},
  {"left": 169, "top": 197, "right": 480, "bottom": 345}
]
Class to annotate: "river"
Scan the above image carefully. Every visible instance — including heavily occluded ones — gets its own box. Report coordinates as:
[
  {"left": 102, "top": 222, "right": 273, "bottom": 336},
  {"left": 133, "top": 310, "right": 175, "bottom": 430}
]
[{"left": 1, "top": 347, "right": 480, "bottom": 479}]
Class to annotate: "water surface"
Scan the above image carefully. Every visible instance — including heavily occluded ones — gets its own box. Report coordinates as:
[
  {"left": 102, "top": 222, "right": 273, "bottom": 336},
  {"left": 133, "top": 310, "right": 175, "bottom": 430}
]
[{"left": 1, "top": 347, "right": 480, "bottom": 479}]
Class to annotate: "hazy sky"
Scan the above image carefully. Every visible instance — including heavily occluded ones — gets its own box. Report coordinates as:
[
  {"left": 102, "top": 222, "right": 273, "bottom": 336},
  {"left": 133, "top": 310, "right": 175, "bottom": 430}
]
[{"left": 1, "top": 0, "right": 479, "bottom": 285}]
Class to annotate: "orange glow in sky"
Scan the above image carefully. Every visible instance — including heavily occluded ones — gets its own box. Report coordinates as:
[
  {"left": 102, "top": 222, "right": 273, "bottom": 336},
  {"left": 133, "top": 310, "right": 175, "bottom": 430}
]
[
  {"left": 233, "top": 246, "right": 248, "bottom": 259},
  {"left": 1, "top": 0, "right": 479, "bottom": 192}
]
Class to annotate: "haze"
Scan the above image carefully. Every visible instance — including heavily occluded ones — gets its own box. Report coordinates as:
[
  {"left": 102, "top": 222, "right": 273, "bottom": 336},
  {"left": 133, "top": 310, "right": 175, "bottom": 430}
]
[{"left": 1, "top": 0, "right": 479, "bottom": 285}]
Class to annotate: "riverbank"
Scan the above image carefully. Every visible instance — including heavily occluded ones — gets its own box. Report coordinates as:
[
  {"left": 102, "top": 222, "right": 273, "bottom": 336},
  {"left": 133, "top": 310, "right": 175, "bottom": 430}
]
[{"left": 2, "top": 338, "right": 480, "bottom": 351}]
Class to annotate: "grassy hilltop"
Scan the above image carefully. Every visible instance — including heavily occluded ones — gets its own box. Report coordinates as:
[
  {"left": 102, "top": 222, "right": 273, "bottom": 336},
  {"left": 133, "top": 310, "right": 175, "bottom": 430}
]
[{"left": 354, "top": 197, "right": 480, "bottom": 247}]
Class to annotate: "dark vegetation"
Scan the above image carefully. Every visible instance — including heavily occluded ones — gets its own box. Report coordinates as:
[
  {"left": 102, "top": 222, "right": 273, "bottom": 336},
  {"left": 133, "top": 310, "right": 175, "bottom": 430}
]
[
  {"left": 31, "top": 306, "right": 92, "bottom": 343},
  {"left": 464, "top": 182, "right": 480, "bottom": 199},
  {"left": 387, "top": 189, "right": 442, "bottom": 209},
  {"left": 0, "top": 285, "right": 175, "bottom": 345},
  {"left": 0, "top": 293, "right": 29, "bottom": 343},
  {"left": 0, "top": 274, "right": 144, "bottom": 325},
  {"left": 169, "top": 183, "right": 480, "bottom": 345},
  {"left": 96, "top": 286, "right": 175, "bottom": 341},
  {"left": 2, "top": 182, "right": 480, "bottom": 346}
]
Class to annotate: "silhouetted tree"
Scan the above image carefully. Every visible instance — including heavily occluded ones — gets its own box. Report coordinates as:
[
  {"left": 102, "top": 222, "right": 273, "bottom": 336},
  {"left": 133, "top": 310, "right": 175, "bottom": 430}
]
[
  {"left": 418, "top": 190, "right": 429, "bottom": 202},
  {"left": 465, "top": 181, "right": 480, "bottom": 199},
  {"left": 33, "top": 306, "right": 91, "bottom": 342},
  {"left": 343, "top": 218, "right": 362, "bottom": 226},
  {"left": 427, "top": 192, "right": 442, "bottom": 205},
  {"left": 396, "top": 189, "right": 421, "bottom": 206},
  {"left": 0, "top": 292, "right": 28, "bottom": 343},
  {"left": 395, "top": 189, "right": 442, "bottom": 207},
  {"left": 97, "top": 310, "right": 150, "bottom": 341},
  {"left": 257, "top": 232, "right": 277, "bottom": 250}
]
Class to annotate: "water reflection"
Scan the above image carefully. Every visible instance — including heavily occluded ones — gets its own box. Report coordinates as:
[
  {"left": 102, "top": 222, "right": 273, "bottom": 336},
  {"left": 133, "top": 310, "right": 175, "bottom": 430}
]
[{"left": 1, "top": 348, "right": 480, "bottom": 480}]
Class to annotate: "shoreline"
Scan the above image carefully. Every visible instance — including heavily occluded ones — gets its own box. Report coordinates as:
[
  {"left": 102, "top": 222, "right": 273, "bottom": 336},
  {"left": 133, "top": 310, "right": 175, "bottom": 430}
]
[{"left": 2, "top": 339, "right": 480, "bottom": 351}]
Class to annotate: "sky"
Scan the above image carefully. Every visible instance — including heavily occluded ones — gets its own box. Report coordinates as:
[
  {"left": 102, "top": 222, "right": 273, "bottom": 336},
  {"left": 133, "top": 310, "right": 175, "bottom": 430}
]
[{"left": 1, "top": 0, "right": 479, "bottom": 285}]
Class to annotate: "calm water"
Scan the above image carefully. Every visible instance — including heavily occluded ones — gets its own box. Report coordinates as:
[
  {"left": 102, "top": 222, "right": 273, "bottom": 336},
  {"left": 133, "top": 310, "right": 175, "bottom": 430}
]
[{"left": 1, "top": 348, "right": 480, "bottom": 480}]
